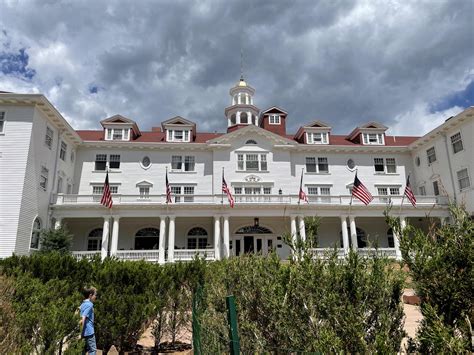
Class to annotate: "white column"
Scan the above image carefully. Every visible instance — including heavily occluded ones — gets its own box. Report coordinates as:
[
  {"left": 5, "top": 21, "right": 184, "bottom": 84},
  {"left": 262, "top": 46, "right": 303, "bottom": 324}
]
[
  {"left": 238, "top": 93, "right": 242, "bottom": 104},
  {"left": 158, "top": 217, "right": 167, "bottom": 264},
  {"left": 349, "top": 216, "right": 357, "bottom": 250},
  {"left": 110, "top": 216, "right": 120, "bottom": 256},
  {"left": 101, "top": 217, "right": 110, "bottom": 260},
  {"left": 223, "top": 216, "right": 230, "bottom": 258},
  {"left": 247, "top": 111, "right": 252, "bottom": 124},
  {"left": 341, "top": 216, "right": 349, "bottom": 254},
  {"left": 168, "top": 216, "right": 175, "bottom": 262},
  {"left": 236, "top": 111, "right": 241, "bottom": 124},
  {"left": 54, "top": 218, "right": 62, "bottom": 230},
  {"left": 290, "top": 215, "right": 297, "bottom": 245},
  {"left": 214, "top": 216, "right": 221, "bottom": 260},
  {"left": 394, "top": 216, "right": 406, "bottom": 261},
  {"left": 298, "top": 216, "right": 306, "bottom": 241}
]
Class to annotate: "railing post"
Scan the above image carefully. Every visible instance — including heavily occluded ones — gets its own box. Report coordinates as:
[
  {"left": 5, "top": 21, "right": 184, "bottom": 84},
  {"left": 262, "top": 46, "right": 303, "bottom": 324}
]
[{"left": 226, "top": 295, "right": 240, "bottom": 355}]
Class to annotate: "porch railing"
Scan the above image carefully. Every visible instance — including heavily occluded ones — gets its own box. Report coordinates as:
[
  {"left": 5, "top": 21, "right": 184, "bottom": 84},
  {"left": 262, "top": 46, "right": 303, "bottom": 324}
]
[
  {"left": 174, "top": 249, "right": 215, "bottom": 261},
  {"left": 114, "top": 250, "right": 161, "bottom": 262},
  {"left": 308, "top": 248, "right": 346, "bottom": 259},
  {"left": 72, "top": 251, "right": 101, "bottom": 259},
  {"left": 357, "top": 248, "right": 398, "bottom": 258},
  {"left": 54, "top": 193, "right": 448, "bottom": 207}
]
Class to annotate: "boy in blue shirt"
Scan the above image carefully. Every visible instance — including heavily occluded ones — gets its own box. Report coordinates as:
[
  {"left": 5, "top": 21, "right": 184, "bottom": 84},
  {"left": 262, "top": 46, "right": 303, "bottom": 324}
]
[{"left": 80, "top": 286, "right": 97, "bottom": 355}]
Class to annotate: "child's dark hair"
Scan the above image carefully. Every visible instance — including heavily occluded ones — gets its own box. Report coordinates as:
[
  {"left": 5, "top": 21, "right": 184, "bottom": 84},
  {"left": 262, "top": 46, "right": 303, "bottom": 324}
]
[{"left": 82, "top": 286, "right": 97, "bottom": 299}]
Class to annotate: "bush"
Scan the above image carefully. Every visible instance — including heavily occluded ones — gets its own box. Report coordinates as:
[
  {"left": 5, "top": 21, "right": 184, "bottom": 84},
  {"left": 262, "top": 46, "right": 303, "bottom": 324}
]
[
  {"left": 386, "top": 205, "right": 474, "bottom": 353},
  {"left": 39, "top": 227, "right": 73, "bottom": 253}
]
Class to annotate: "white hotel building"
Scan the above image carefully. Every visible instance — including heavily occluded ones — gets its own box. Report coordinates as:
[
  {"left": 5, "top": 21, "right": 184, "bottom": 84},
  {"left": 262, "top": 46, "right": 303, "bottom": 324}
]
[{"left": 0, "top": 79, "right": 472, "bottom": 261}]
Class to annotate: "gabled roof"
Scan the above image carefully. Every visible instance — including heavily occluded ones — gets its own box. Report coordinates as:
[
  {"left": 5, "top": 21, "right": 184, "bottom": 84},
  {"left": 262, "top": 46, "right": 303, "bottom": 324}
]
[
  {"left": 207, "top": 124, "right": 297, "bottom": 146},
  {"left": 161, "top": 116, "right": 196, "bottom": 129},
  {"left": 100, "top": 114, "right": 141, "bottom": 136},
  {"left": 359, "top": 121, "right": 388, "bottom": 130},
  {"left": 260, "top": 106, "right": 288, "bottom": 115},
  {"left": 346, "top": 121, "right": 388, "bottom": 140},
  {"left": 294, "top": 120, "right": 332, "bottom": 140}
]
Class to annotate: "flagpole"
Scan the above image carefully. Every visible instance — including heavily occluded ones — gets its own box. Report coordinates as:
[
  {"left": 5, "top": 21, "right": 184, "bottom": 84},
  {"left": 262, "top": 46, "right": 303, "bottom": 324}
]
[
  {"left": 298, "top": 168, "right": 304, "bottom": 205},
  {"left": 399, "top": 172, "right": 409, "bottom": 217},
  {"left": 107, "top": 167, "right": 112, "bottom": 258},
  {"left": 348, "top": 169, "right": 356, "bottom": 217},
  {"left": 221, "top": 167, "right": 224, "bottom": 205}
]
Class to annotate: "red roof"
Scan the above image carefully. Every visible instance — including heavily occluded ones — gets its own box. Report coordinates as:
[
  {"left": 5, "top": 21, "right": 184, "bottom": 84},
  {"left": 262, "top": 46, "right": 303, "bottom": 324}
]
[{"left": 76, "top": 130, "right": 419, "bottom": 146}]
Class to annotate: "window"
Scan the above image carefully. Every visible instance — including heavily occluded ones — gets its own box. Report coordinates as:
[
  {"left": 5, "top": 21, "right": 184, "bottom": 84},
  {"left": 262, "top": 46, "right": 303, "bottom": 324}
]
[
  {"left": 57, "top": 176, "right": 63, "bottom": 193},
  {"left": 347, "top": 159, "right": 356, "bottom": 170},
  {"left": 451, "top": 132, "right": 463, "bottom": 154},
  {"left": 363, "top": 133, "right": 384, "bottom": 145},
  {"left": 457, "top": 168, "right": 470, "bottom": 190},
  {"left": 87, "top": 228, "right": 103, "bottom": 251},
  {"left": 240, "top": 112, "right": 248, "bottom": 124},
  {"left": 419, "top": 186, "right": 426, "bottom": 196},
  {"left": 305, "top": 157, "right": 329, "bottom": 173},
  {"left": 109, "top": 154, "right": 120, "bottom": 169},
  {"left": 167, "top": 129, "right": 191, "bottom": 142},
  {"left": 106, "top": 128, "right": 130, "bottom": 141},
  {"left": 433, "top": 181, "right": 440, "bottom": 196},
  {"left": 70, "top": 151, "right": 75, "bottom": 163},
  {"left": 40, "top": 166, "right": 49, "bottom": 190},
  {"left": 135, "top": 228, "right": 160, "bottom": 250},
  {"left": 187, "top": 227, "right": 208, "bottom": 249},
  {"left": 387, "top": 228, "right": 394, "bottom": 248},
  {"left": 171, "top": 155, "right": 195, "bottom": 172},
  {"left": 237, "top": 153, "right": 268, "bottom": 171},
  {"left": 269, "top": 115, "right": 280, "bottom": 124},
  {"left": 307, "top": 186, "right": 331, "bottom": 202},
  {"left": 141, "top": 156, "right": 151, "bottom": 168},
  {"left": 245, "top": 139, "right": 257, "bottom": 145},
  {"left": 427, "top": 147, "right": 436, "bottom": 164},
  {"left": 45, "top": 127, "right": 53, "bottom": 149},
  {"left": 30, "top": 218, "right": 41, "bottom": 249},
  {"left": 307, "top": 132, "right": 328, "bottom": 144},
  {"left": 374, "top": 158, "right": 397, "bottom": 174},
  {"left": 139, "top": 187, "right": 150, "bottom": 199},
  {"left": 95, "top": 154, "right": 107, "bottom": 171},
  {"left": 170, "top": 185, "right": 194, "bottom": 202},
  {"left": 59, "top": 141, "right": 67, "bottom": 161},
  {"left": 92, "top": 185, "right": 118, "bottom": 194},
  {"left": 377, "top": 186, "right": 400, "bottom": 202},
  {"left": 0, "top": 111, "right": 5, "bottom": 133}
]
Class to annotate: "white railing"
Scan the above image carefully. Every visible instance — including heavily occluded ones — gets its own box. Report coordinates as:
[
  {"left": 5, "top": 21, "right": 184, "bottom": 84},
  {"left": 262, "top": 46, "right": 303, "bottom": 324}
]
[
  {"left": 357, "top": 248, "right": 398, "bottom": 258},
  {"left": 54, "top": 193, "right": 448, "bottom": 207},
  {"left": 114, "top": 250, "right": 161, "bottom": 262},
  {"left": 308, "top": 248, "right": 346, "bottom": 259},
  {"left": 72, "top": 251, "right": 101, "bottom": 259},
  {"left": 174, "top": 249, "right": 215, "bottom": 261}
]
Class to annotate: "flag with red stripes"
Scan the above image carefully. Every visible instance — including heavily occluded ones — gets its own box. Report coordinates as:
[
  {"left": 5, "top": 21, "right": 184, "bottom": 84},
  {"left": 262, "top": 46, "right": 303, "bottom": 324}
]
[
  {"left": 100, "top": 171, "right": 113, "bottom": 208},
  {"left": 299, "top": 170, "right": 308, "bottom": 203},
  {"left": 222, "top": 173, "right": 234, "bottom": 208},
  {"left": 404, "top": 175, "right": 416, "bottom": 207},
  {"left": 166, "top": 170, "right": 172, "bottom": 203},
  {"left": 352, "top": 173, "right": 373, "bottom": 205}
]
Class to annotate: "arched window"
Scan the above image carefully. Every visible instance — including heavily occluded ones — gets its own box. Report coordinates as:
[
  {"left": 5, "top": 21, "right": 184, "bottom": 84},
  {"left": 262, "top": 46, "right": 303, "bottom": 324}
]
[
  {"left": 235, "top": 226, "right": 273, "bottom": 234},
  {"left": 387, "top": 228, "right": 394, "bottom": 248},
  {"left": 231, "top": 113, "right": 236, "bottom": 125},
  {"left": 135, "top": 227, "right": 160, "bottom": 250},
  {"left": 187, "top": 227, "right": 208, "bottom": 249},
  {"left": 245, "top": 139, "right": 257, "bottom": 145},
  {"left": 240, "top": 112, "right": 248, "bottom": 124},
  {"left": 87, "top": 228, "right": 103, "bottom": 251},
  {"left": 30, "top": 217, "right": 41, "bottom": 249}
]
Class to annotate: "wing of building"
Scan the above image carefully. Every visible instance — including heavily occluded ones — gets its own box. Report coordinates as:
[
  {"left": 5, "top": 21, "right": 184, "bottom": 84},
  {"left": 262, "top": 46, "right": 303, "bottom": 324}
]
[{"left": 0, "top": 79, "right": 472, "bottom": 261}]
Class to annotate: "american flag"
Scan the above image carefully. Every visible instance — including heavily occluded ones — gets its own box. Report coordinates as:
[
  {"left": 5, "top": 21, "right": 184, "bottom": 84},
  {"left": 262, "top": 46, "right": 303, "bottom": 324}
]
[
  {"left": 352, "top": 173, "right": 373, "bottom": 205},
  {"left": 166, "top": 170, "right": 172, "bottom": 203},
  {"left": 298, "top": 170, "right": 308, "bottom": 203},
  {"left": 404, "top": 175, "right": 416, "bottom": 207},
  {"left": 100, "top": 171, "right": 113, "bottom": 208},
  {"left": 222, "top": 173, "right": 234, "bottom": 208}
]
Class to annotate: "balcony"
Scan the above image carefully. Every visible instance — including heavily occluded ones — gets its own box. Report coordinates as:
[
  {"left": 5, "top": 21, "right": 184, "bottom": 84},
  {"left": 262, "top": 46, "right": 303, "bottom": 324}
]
[{"left": 54, "top": 193, "right": 448, "bottom": 207}]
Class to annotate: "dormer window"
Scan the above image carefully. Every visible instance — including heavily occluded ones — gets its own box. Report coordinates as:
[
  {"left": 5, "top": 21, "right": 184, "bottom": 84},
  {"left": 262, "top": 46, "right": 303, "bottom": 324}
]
[
  {"left": 269, "top": 115, "right": 280, "bottom": 125},
  {"left": 106, "top": 128, "right": 130, "bottom": 141},
  {"left": 167, "top": 129, "right": 190, "bottom": 142},
  {"left": 307, "top": 132, "right": 328, "bottom": 144},
  {"left": 362, "top": 133, "right": 384, "bottom": 145}
]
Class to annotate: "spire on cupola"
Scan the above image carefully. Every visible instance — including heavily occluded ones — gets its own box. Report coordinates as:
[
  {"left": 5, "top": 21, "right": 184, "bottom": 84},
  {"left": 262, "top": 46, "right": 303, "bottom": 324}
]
[{"left": 224, "top": 74, "right": 260, "bottom": 132}]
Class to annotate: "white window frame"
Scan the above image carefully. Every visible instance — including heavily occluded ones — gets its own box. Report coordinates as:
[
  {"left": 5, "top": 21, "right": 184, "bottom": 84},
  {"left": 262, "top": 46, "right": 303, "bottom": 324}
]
[
  {"left": 105, "top": 128, "right": 130, "bottom": 141},
  {"left": 109, "top": 154, "right": 121, "bottom": 169},
  {"left": 377, "top": 186, "right": 401, "bottom": 202},
  {"left": 45, "top": 126, "right": 53, "bottom": 149},
  {"left": 457, "top": 168, "right": 470, "bottom": 191},
  {"left": 305, "top": 157, "right": 329, "bottom": 174},
  {"left": 307, "top": 185, "right": 331, "bottom": 202},
  {"left": 40, "top": 166, "right": 49, "bottom": 190},
  {"left": 450, "top": 132, "right": 463, "bottom": 154},
  {"left": 236, "top": 153, "right": 268, "bottom": 172},
  {"left": 30, "top": 217, "right": 41, "bottom": 250},
  {"left": 167, "top": 129, "right": 191, "bottom": 142},
  {"left": 269, "top": 114, "right": 280, "bottom": 125},
  {"left": 171, "top": 155, "right": 195, "bottom": 172},
  {"left": 307, "top": 132, "right": 328, "bottom": 145},
  {"left": 362, "top": 133, "right": 384, "bottom": 145},
  {"left": 92, "top": 185, "right": 119, "bottom": 195},
  {"left": 59, "top": 141, "right": 67, "bottom": 161},
  {"left": 0, "top": 111, "right": 5, "bottom": 134},
  {"left": 374, "top": 157, "right": 397, "bottom": 174},
  {"left": 170, "top": 185, "right": 195, "bottom": 203},
  {"left": 139, "top": 186, "right": 150, "bottom": 199},
  {"left": 427, "top": 147, "right": 437, "bottom": 164},
  {"left": 419, "top": 186, "right": 426, "bottom": 196}
]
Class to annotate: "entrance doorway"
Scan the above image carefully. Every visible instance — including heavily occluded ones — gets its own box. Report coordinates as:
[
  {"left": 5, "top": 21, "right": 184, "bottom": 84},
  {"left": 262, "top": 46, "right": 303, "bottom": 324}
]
[{"left": 231, "top": 225, "right": 275, "bottom": 256}]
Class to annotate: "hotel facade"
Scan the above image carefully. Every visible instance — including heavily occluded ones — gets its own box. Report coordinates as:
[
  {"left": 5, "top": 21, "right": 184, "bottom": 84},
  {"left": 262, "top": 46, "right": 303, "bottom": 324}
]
[{"left": 0, "top": 79, "right": 472, "bottom": 261}]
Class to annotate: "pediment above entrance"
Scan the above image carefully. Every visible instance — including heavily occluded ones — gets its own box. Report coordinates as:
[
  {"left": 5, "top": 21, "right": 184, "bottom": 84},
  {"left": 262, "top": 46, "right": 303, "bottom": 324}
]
[{"left": 244, "top": 174, "right": 261, "bottom": 182}]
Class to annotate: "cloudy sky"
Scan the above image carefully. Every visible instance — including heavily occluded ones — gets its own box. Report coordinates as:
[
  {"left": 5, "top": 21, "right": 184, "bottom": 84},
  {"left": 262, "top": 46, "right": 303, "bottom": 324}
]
[{"left": 0, "top": 0, "right": 473, "bottom": 136}]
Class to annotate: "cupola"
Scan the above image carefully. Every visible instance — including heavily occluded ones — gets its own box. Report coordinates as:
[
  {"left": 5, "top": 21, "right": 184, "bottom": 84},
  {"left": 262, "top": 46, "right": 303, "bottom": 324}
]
[{"left": 224, "top": 76, "right": 260, "bottom": 132}]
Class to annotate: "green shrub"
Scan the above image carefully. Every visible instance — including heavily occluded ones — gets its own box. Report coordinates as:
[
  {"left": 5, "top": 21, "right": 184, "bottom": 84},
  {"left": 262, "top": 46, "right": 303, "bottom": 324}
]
[{"left": 39, "top": 227, "right": 73, "bottom": 253}]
